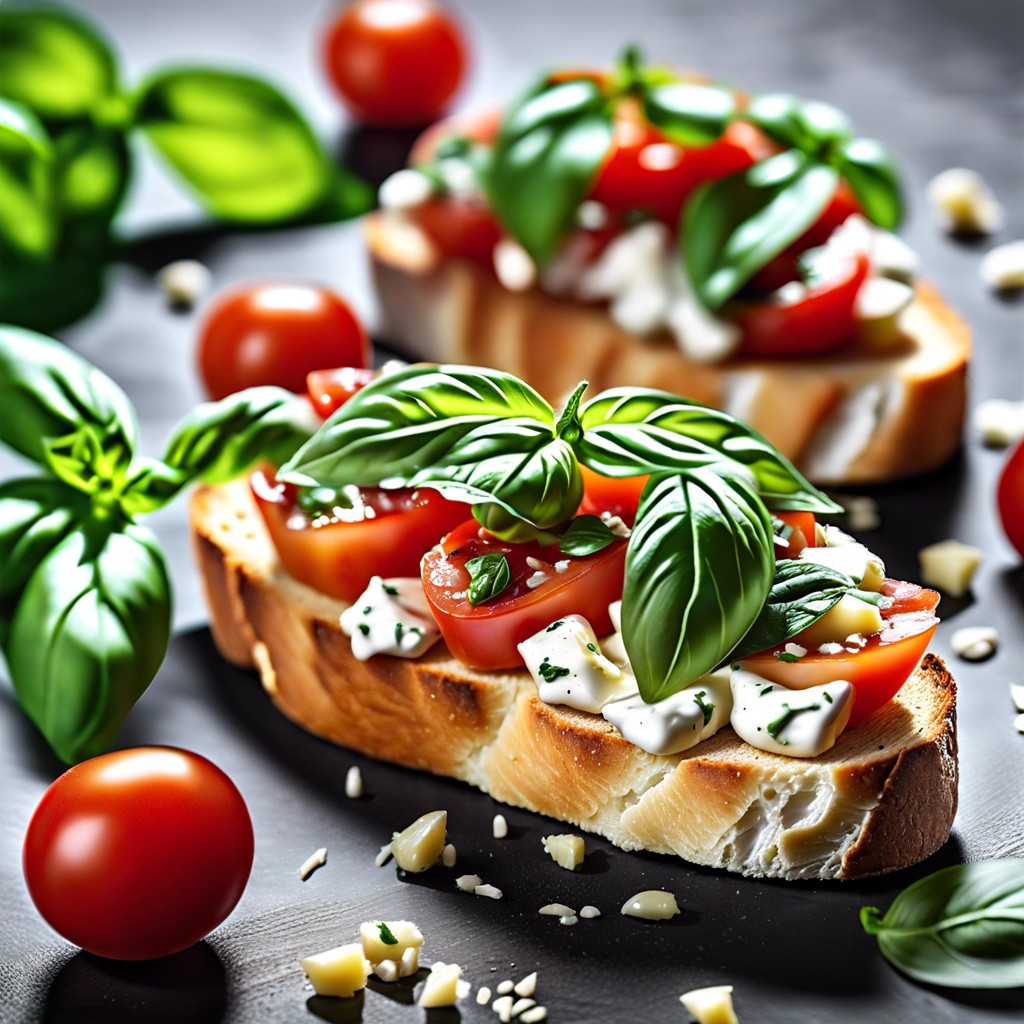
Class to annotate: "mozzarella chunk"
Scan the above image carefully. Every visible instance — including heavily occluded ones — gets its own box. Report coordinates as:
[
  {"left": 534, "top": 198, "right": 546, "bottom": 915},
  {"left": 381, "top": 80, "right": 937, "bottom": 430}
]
[
  {"left": 980, "top": 240, "right": 1024, "bottom": 291},
  {"left": 602, "top": 668, "right": 732, "bottom": 755},
  {"left": 494, "top": 238, "right": 537, "bottom": 292},
  {"left": 300, "top": 943, "right": 370, "bottom": 998},
  {"left": 340, "top": 576, "right": 440, "bottom": 660},
  {"left": 379, "top": 168, "right": 433, "bottom": 210},
  {"left": 870, "top": 229, "right": 918, "bottom": 282},
  {"left": 359, "top": 920, "right": 423, "bottom": 966},
  {"left": 679, "top": 985, "right": 739, "bottom": 1024},
  {"left": 541, "top": 833, "right": 585, "bottom": 870},
  {"left": 976, "top": 399, "right": 1024, "bottom": 448},
  {"left": 519, "top": 615, "right": 635, "bottom": 713},
  {"left": 792, "top": 594, "right": 883, "bottom": 648},
  {"left": 798, "top": 529, "right": 885, "bottom": 591},
  {"left": 927, "top": 168, "right": 1004, "bottom": 233},
  {"left": 730, "top": 670, "right": 853, "bottom": 758},
  {"left": 918, "top": 539, "right": 982, "bottom": 597}
]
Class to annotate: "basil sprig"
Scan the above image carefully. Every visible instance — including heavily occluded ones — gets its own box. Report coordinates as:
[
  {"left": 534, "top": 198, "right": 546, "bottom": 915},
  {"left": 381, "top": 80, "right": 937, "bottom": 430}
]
[
  {"left": 861, "top": 859, "right": 1024, "bottom": 989},
  {"left": 0, "top": 5, "right": 370, "bottom": 333},
  {"left": 282, "top": 364, "right": 839, "bottom": 703},
  {"left": 0, "top": 327, "right": 313, "bottom": 763},
  {"left": 466, "top": 554, "right": 512, "bottom": 606}
]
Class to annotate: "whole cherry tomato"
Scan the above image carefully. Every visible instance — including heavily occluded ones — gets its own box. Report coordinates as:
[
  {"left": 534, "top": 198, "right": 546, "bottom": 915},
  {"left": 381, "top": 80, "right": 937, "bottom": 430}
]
[
  {"left": 323, "top": 0, "right": 467, "bottom": 127},
  {"left": 578, "top": 465, "right": 649, "bottom": 526},
  {"left": 998, "top": 439, "right": 1024, "bottom": 559},
  {"left": 198, "top": 283, "right": 370, "bottom": 400},
  {"left": 23, "top": 747, "right": 254, "bottom": 961},
  {"left": 307, "top": 366, "right": 377, "bottom": 419}
]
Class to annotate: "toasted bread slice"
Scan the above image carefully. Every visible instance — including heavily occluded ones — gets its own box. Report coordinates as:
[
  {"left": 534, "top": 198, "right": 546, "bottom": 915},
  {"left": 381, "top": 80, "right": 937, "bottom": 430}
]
[
  {"left": 191, "top": 479, "right": 957, "bottom": 881},
  {"left": 366, "top": 213, "right": 970, "bottom": 486}
]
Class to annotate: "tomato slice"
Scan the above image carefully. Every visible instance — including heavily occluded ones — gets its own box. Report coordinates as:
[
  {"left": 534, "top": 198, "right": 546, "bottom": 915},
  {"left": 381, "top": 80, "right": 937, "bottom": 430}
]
[
  {"left": 251, "top": 470, "right": 469, "bottom": 603},
  {"left": 773, "top": 510, "right": 816, "bottom": 557},
  {"left": 412, "top": 196, "right": 504, "bottom": 266},
  {"left": 421, "top": 519, "right": 627, "bottom": 669},
  {"left": 578, "top": 465, "right": 649, "bottom": 526},
  {"left": 307, "top": 366, "right": 377, "bottom": 419},
  {"left": 739, "top": 578, "right": 939, "bottom": 726},
  {"left": 732, "top": 249, "right": 870, "bottom": 357}
]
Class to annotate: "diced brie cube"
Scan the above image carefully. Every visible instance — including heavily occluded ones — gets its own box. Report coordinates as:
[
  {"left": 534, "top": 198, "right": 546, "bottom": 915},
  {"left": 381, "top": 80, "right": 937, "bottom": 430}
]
[
  {"left": 679, "top": 984, "right": 739, "bottom": 1024},
  {"left": 541, "top": 834, "right": 585, "bottom": 870},
  {"left": 300, "top": 943, "right": 371, "bottom": 998},
  {"left": 793, "top": 594, "right": 883, "bottom": 649},
  {"left": 359, "top": 920, "right": 423, "bottom": 966},
  {"left": 418, "top": 962, "right": 462, "bottom": 1008},
  {"left": 918, "top": 539, "right": 982, "bottom": 597},
  {"left": 391, "top": 810, "right": 447, "bottom": 872}
]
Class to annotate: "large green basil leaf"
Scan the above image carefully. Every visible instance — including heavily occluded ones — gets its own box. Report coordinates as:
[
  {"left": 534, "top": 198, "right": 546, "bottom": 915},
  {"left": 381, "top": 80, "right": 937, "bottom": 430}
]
[
  {"left": 282, "top": 365, "right": 555, "bottom": 487},
  {"left": 6, "top": 523, "right": 171, "bottom": 764},
  {"left": 622, "top": 464, "right": 774, "bottom": 703},
  {"left": 0, "top": 100, "right": 56, "bottom": 259},
  {"left": 0, "top": 8, "right": 119, "bottom": 123},
  {"left": 0, "top": 477, "right": 86, "bottom": 613},
  {"left": 684, "top": 159, "right": 839, "bottom": 309},
  {"left": 135, "top": 69, "right": 337, "bottom": 223},
  {"left": 482, "top": 76, "right": 613, "bottom": 266},
  {"left": 579, "top": 387, "right": 841, "bottom": 512},
  {"left": 0, "top": 247, "right": 106, "bottom": 334},
  {"left": 0, "top": 326, "right": 138, "bottom": 467},
  {"left": 834, "top": 137, "right": 903, "bottom": 231},
  {"left": 729, "top": 560, "right": 856, "bottom": 660},
  {"left": 642, "top": 82, "right": 736, "bottom": 147},
  {"left": 55, "top": 125, "right": 131, "bottom": 250},
  {"left": 746, "top": 93, "right": 853, "bottom": 153},
  {"left": 861, "top": 859, "right": 1024, "bottom": 989}
]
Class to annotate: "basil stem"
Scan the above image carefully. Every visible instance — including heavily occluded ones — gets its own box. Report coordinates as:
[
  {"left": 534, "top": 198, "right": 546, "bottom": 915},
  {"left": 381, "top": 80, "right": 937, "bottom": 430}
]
[
  {"left": 466, "top": 553, "right": 512, "bottom": 605},
  {"left": 861, "top": 858, "right": 1024, "bottom": 989}
]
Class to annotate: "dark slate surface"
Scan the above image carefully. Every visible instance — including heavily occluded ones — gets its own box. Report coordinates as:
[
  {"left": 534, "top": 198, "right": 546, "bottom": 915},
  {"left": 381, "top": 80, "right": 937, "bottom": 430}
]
[{"left": 2, "top": 1, "right": 1023, "bottom": 1021}]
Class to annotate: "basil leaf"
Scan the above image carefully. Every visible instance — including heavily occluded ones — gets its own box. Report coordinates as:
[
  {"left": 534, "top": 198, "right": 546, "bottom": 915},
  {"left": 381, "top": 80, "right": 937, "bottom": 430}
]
[
  {"left": 560, "top": 514, "right": 617, "bottom": 557},
  {"left": 834, "top": 137, "right": 903, "bottom": 231},
  {"left": 42, "top": 423, "right": 133, "bottom": 501},
  {"left": 684, "top": 160, "right": 840, "bottom": 309},
  {"left": 729, "top": 560, "right": 857, "bottom": 660},
  {"left": 160, "top": 386, "right": 314, "bottom": 489},
  {"left": 0, "top": 477, "right": 87, "bottom": 613},
  {"left": 0, "top": 8, "right": 119, "bottom": 122},
  {"left": 746, "top": 93, "right": 852, "bottom": 152},
  {"left": 55, "top": 125, "right": 131, "bottom": 250},
  {"left": 466, "top": 553, "right": 511, "bottom": 605},
  {"left": 483, "top": 77, "right": 613, "bottom": 266},
  {"left": 861, "top": 858, "right": 1024, "bottom": 989},
  {"left": 642, "top": 82, "right": 736, "bottom": 147},
  {"left": 579, "top": 387, "right": 841, "bottom": 513},
  {"left": 135, "top": 69, "right": 339, "bottom": 223},
  {"left": 622, "top": 465, "right": 774, "bottom": 702},
  {"left": 5, "top": 523, "right": 171, "bottom": 764},
  {"left": 0, "top": 325, "right": 138, "bottom": 467},
  {"left": 0, "top": 100, "right": 56, "bottom": 259}
]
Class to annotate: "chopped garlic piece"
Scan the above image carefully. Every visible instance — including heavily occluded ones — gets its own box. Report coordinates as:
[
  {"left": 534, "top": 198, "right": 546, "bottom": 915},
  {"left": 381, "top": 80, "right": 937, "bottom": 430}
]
[
  {"left": 391, "top": 810, "right": 447, "bottom": 872},
  {"left": 520, "top": 1008, "right": 549, "bottom": 1023},
  {"left": 400, "top": 945, "right": 419, "bottom": 978},
  {"left": 976, "top": 399, "right": 1024, "bottom": 448},
  {"left": 579, "top": 905, "right": 601, "bottom": 919},
  {"left": 951, "top": 626, "right": 998, "bottom": 661},
  {"left": 298, "top": 847, "right": 327, "bottom": 881},
  {"left": 418, "top": 962, "right": 462, "bottom": 1008},
  {"left": 300, "top": 944, "right": 370, "bottom": 998},
  {"left": 456, "top": 874, "right": 481, "bottom": 892},
  {"left": 1011, "top": 684, "right": 1024, "bottom": 712},
  {"left": 512, "top": 997, "right": 537, "bottom": 1015},
  {"left": 442, "top": 843, "right": 457, "bottom": 867},
  {"left": 493, "top": 814, "right": 508, "bottom": 839},
  {"left": 514, "top": 972, "right": 538, "bottom": 997},
  {"left": 492, "top": 994, "right": 514, "bottom": 1023},
  {"left": 541, "top": 833, "right": 585, "bottom": 870},
  {"left": 918, "top": 539, "right": 982, "bottom": 597},
  {"left": 476, "top": 986, "right": 492, "bottom": 1005},
  {"left": 980, "top": 240, "right": 1024, "bottom": 290},
  {"left": 496, "top": 979, "right": 515, "bottom": 995},
  {"left": 539, "top": 903, "right": 576, "bottom": 917},
  {"left": 474, "top": 882, "right": 503, "bottom": 899},
  {"left": 621, "top": 890, "right": 680, "bottom": 920},
  {"left": 560, "top": 914, "right": 578, "bottom": 926},
  {"left": 927, "top": 167, "right": 1004, "bottom": 234},
  {"left": 345, "top": 766, "right": 363, "bottom": 799},
  {"left": 679, "top": 984, "right": 739, "bottom": 1024},
  {"left": 158, "top": 259, "right": 210, "bottom": 307}
]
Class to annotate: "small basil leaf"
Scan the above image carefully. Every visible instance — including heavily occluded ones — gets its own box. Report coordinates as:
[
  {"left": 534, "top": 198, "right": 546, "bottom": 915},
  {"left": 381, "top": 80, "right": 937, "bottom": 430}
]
[
  {"left": 0, "top": 325, "right": 138, "bottom": 467},
  {"left": 483, "top": 77, "right": 613, "bottom": 266},
  {"left": 747, "top": 93, "right": 852, "bottom": 152},
  {"left": 5, "top": 523, "right": 171, "bottom": 764},
  {"left": 159, "top": 386, "right": 314, "bottom": 492},
  {"left": 685, "top": 161, "right": 840, "bottom": 309},
  {"left": 560, "top": 514, "right": 617, "bottom": 557},
  {"left": 622, "top": 464, "right": 774, "bottom": 703},
  {"left": 834, "top": 137, "right": 903, "bottom": 231},
  {"left": 0, "top": 8, "right": 119, "bottom": 122},
  {"left": 135, "top": 69, "right": 337, "bottom": 223},
  {"left": 642, "top": 82, "right": 736, "bottom": 147},
  {"left": 861, "top": 858, "right": 1024, "bottom": 989},
  {"left": 0, "top": 477, "right": 87, "bottom": 612},
  {"left": 579, "top": 387, "right": 841, "bottom": 513},
  {"left": 42, "top": 423, "right": 133, "bottom": 502},
  {"left": 54, "top": 125, "right": 131, "bottom": 250},
  {"left": 729, "top": 560, "right": 857, "bottom": 660},
  {"left": 0, "top": 100, "right": 56, "bottom": 259},
  {"left": 466, "top": 553, "right": 511, "bottom": 605}
]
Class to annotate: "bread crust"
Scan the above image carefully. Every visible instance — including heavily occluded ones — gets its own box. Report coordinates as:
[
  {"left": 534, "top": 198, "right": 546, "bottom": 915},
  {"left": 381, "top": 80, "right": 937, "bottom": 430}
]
[
  {"left": 191, "top": 480, "right": 958, "bottom": 880},
  {"left": 366, "top": 214, "right": 970, "bottom": 485}
]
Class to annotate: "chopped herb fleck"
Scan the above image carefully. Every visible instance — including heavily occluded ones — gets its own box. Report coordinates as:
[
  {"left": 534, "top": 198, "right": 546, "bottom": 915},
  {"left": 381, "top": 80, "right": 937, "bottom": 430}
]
[
  {"left": 363, "top": 605, "right": 373, "bottom": 615},
  {"left": 586, "top": 642, "right": 598, "bottom": 653},
  {"left": 823, "top": 691, "right": 833, "bottom": 704},
  {"left": 377, "top": 921, "right": 399, "bottom": 945},
  {"left": 759, "top": 685, "right": 774, "bottom": 696},
  {"left": 546, "top": 620, "right": 565, "bottom": 633},
  {"left": 766, "top": 702, "right": 821, "bottom": 744},
  {"left": 394, "top": 622, "right": 405, "bottom": 643},
  {"left": 692, "top": 690, "right": 715, "bottom": 726},
  {"left": 538, "top": 657, "right": 570, "bottom": 683},
  {"left": 383, "top": 583, "right": 399, "bottom": 597},
  {"left": 776, "top": 651, "right": 800, "bottom": 663},
  {"left": 358, "top": 623, "right": 370, "bottom": 636}
]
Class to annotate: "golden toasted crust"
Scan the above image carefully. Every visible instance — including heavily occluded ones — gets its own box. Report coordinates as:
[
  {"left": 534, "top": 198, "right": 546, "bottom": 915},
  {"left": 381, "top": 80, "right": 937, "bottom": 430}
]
[
  {"left": 366, "top": 214, "right": 970, "bottom": 485},
  {"left": 191, "top": 480, "right": 957, "bottom": 880}
]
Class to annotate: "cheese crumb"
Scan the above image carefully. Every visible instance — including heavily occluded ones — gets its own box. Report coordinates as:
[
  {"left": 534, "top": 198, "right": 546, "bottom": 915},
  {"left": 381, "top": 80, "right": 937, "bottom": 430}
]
[
  {"left": 493, "top": 814, "right": 508, "bottom": 839},
  {"left": 158, "top": 259, "right": 210, "bottom": 307},
  {"left": 375, "top": 843, "right": 394, "bottom": 867},
  {"left": 298, "top": 847, "right": 327, "bottom": 881},
  {"left": 579, "top": 905, "right": 601, "bottom": 919},
  {"left": 783, "top": 643, "right": 807, "bottom": 659},
  {"left": 599, "top": 511, "right": 631, "bottom": 538},
  {"left": 526, "top": 570, "right": 550, "bottom": 589},
  {"left": 418, "top": 962, "right": 462, "bottom": 1008},
  {"left": 1011, "top": 684, "right": 1024, "bottom": 712},
  {"left": 514, "top": 972, "right": 538, "bottom": 997},
  {"left": 474, "top": 882, "right": 503, "bottom": 899},
  {"left": 456, "top": 874, "right": 482, "bottom": 892},
  {"left": 679, "top": 984, "right": 739, "bottom": 1024},
  {"left": 345, "top": 766, "right": 363, "bottom": 799},
  {"left": 442, "top": 843, "right": 457, "bottom": 868},
  {"left": 391, "top": 809, "right": 447, "bottom": 872},
  {"left": 300, "top": 944, "right": 371, "bottom": 998},
  {"left": 927, "top": 168, "right": 1003, "bottom": 234},
  {"left": 476, "top": 986, "right": 492, "bottom": 1005},
  {"left": 918, "top": 539, "right": 983, "bottom": 597},
  {"left": 980, "top": 240, "right": 1024, "bottom": 291},
  {"left": 817, "top": 642, "right": 845, "bottom": 655},
  {"left": 951, "top": 626, "right": 998, "bottom": 661},
  {"left": 374, "top": 960, "right": 399, "bottom": 982},
  {"left": 541, "top": 833, "right": 585, "bottom": 870},
  {"left": 976, "top": 399, "right": 1024, "bottom": 448}
]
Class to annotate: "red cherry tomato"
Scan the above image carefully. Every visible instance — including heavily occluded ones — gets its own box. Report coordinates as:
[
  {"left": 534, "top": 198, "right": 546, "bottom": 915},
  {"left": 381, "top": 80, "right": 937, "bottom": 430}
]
[
  {"left": 413, "top": 197, "right": 504, "bottom": 266},
  {"left": 421, "top": 519, "right": 627, "bottom": 669},
  {"left": 251, "top": 470, "right": 468, "bottom": 603},
  {"left": 998, "top": 440, "right": 1024, "bottom": 559},
  {"left": 732, "top": 250, "right": 870, "bottom": 357},
  {"left": 408, "top": 106, "right": 502, "bottom": 165},
  {"left": 578, "top": 465, "right": 648, "bottom": 526},
  {"left": 590, "top": 110, "right": 767, "bottom": 227},
  {"left": 198, "top": 283, "right": 370, "bottom": 400},
  {"left": 307, "top": 366, "right": 377, "bottom": 419},
  {"left": 773, "top": 510, "right": 816, "bottom": 557},
  {"left": 323, "top": 0, "right": 467, "bottom": 127},
  {"left": 23, "top": 747, "right": 253, "bottom": 961},
  {"left": 740, "top": 579, "right": 939, "bottom": 726}
]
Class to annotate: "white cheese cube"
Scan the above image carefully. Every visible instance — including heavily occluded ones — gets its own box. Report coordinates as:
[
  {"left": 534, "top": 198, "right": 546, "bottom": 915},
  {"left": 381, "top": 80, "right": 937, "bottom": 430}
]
[
  {"left": 976, "top": 399, "right": 1024, "bottom": 448},
  {"left": 300, "top": 943, "right": 370, "bottom": 998},
  {"left": 541, "top": 834, "right": 585, "bottom": 870},
  {"left": 418, "top": 962, "right": 462, "bottom": 1008},
  {"left": 391, "top": 810, "right": 447, "bottom": 872},
  {"left": 980, "top": 240, "right": 1024, "bottom": 291},
  {"left": 359, "top": 920, "right": 423, "bottom": 965},
  {"left": 927, "top": 168, "right": 1004, "bottom": 234},
  {"left": 679, "top": 984, "right": 739, "bottom": 1024},
  {"left": 792, "top": 594, "right": 883, "bottom": 649},
  {"left": 918, "top": 539, "right": 982, "bottom": 597},
  {"left": 798, "top": 537, "right": 885, "bottom": 591}
]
